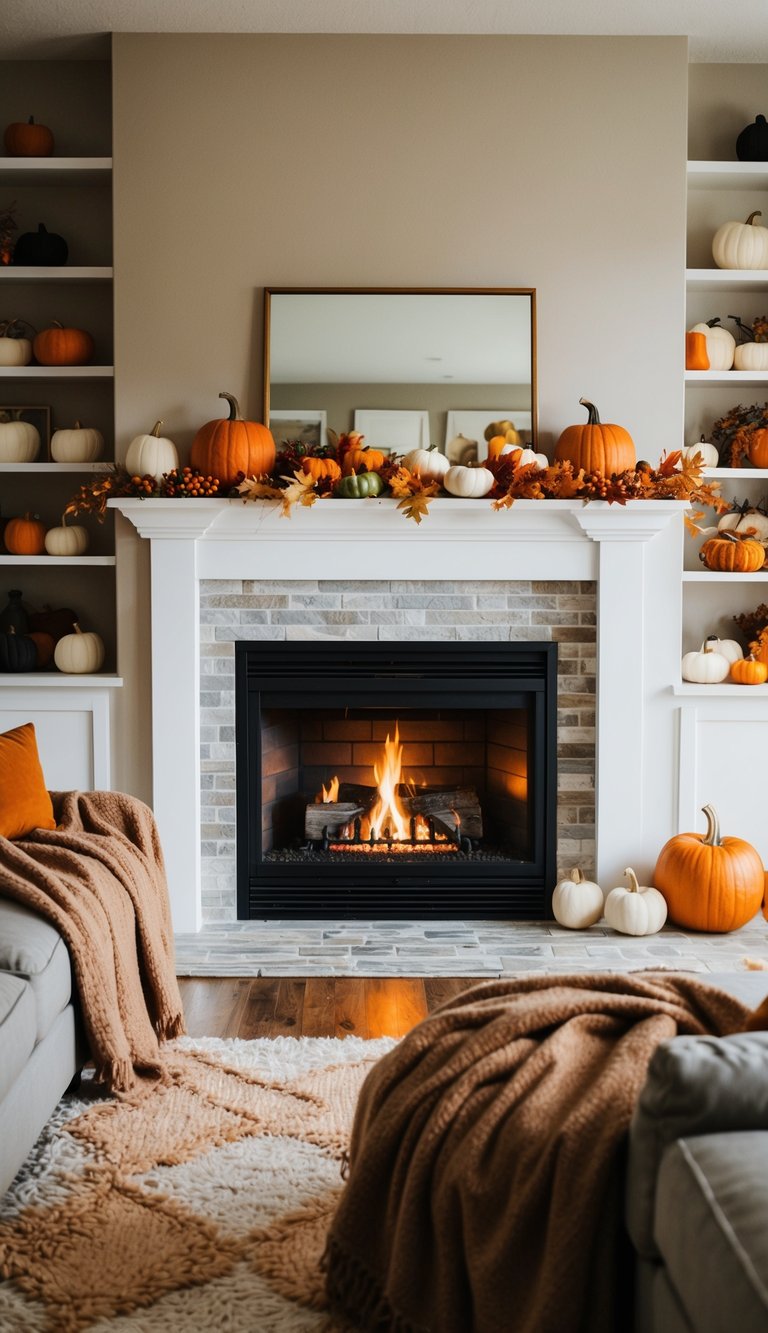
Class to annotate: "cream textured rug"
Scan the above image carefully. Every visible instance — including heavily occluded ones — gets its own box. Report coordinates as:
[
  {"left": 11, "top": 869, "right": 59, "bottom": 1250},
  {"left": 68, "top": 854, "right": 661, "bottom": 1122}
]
[{"left": 0, "top": 1035, "right": 396, "bottom": 1332}]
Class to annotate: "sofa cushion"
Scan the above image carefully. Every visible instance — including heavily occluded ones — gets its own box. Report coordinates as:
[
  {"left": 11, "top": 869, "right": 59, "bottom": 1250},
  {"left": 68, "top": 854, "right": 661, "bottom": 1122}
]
[
  {"left": 0, "top": 721, "right": 55, "bottom": 840},
  {"left": 0, "top": 972, "right": 36, "bottom": 1104},
  {"left": 627, "top": 1029, "right": 768, "bottom": 1256},
  {"left": 0, "top": 898, "right": 72, "bottom": 1042},
  {"left": 655, "top": 1132, "right": 768, "bottom": 1333}
]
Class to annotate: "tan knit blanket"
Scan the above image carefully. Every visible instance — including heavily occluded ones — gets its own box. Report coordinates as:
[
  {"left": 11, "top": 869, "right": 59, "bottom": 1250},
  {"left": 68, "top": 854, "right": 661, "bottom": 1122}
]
[
  {"left": 0, "top": 791, "right": 184, "bottom": 1093},
  {"left": 325, "top": 972, "right": 749, "bottom": 1333}
]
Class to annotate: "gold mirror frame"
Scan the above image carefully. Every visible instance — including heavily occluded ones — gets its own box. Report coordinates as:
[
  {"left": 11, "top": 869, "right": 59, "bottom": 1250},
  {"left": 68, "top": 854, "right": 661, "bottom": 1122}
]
[{"left": 263, "top": 287, "right": 538, "bottom": 455}]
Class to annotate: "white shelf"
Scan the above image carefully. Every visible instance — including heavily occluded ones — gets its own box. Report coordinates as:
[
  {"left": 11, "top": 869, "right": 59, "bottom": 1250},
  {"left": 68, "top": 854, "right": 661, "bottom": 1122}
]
[
  {"left": 0, "top": 555, "right": 115, "bottom": 566},
  {"left": 703, "top": 467, "right": 768, "bottom": 478},
  {"left": 673, "top": 682, "right": 768, "bottom": 695},
  {"left": 0, "top": 157, "right": 112, "bottom": 185},
  {"left": 0, "top": 673, "right": 122, "bottom": 687},
  {"left": 682, "top": 570, "right": 768, "bottom": 582},
  {"left": 687, "top": 267, "right": 768, "bottom": 291},
  {"left": 0, "top": 462, "right": 112, "bottom": 473},
  {"left": 685, "top": 370, "right": 768, "bottom": 385},
  {"left": 0, "top": 366, "right": 113, "bottom": 379},
  {"left": 0, "top": 267, "right": 112, "bottom": 281},
  {"left": 687, "top": 161, "right": 768, "bottom": 189}
]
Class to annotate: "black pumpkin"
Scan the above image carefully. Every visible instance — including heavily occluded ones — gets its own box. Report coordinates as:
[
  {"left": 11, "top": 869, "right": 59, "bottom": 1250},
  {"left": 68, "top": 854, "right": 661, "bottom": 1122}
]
[
  {"left": 736, "top": 114, "right": 768, "bottom": 162},
  {"left": 0, "top": 627, "right": 37, "bottom": 672},
  {"left": 12, "top": 222, "right": 68, "bottom": 266}
]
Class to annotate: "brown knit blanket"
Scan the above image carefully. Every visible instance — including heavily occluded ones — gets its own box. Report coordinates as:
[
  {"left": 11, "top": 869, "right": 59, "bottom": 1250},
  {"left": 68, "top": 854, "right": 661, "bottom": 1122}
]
[
  {"left": 0, "top": 790, "right": 184, "bottom": 1093},
  {"left": 325, "top": 972, "right": 749, "bottom": 1333}
]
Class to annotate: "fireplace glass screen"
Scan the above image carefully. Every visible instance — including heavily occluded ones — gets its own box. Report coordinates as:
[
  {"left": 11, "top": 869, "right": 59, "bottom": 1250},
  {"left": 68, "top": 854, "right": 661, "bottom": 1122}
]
[{"left": 236, "top": 643, "right": 557, "bottom": 918}]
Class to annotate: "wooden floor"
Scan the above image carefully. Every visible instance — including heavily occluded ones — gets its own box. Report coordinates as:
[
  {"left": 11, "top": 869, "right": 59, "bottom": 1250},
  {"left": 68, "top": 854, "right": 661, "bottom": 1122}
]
[{"left": 178, "top": 976, "right": 473, "bottom": 1040}]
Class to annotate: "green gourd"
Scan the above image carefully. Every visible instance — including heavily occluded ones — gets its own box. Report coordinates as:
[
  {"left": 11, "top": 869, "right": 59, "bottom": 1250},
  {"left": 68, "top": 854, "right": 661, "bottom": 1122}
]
[{"left": 334, "top": 472, "right": 386, "bottom": 499}]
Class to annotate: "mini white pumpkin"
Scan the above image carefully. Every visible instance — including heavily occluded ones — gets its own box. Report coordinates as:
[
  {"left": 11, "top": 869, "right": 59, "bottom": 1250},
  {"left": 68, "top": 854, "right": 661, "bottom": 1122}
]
[
  {"left": 54, "top": 623, "right": 105, "bottom": 674},
  {"left": 702, "top": 634, "right": 743, "bottom": 665},
  {"left": 502, "top": 445, "right": 549, "bottom": 468},
  {"left": 50, "top": 420, "right": 104, "bottom": 463},
  {"left": 712, "top": 211, "right": 768, "bottom": 270},
  {"left": 0, "top": 411, "right": 40, "bottom": 462},
  {"left": 689, "top": 320, "right": 736, "bottom": 370},
  {"left": 681, "top": 436, "right": 719, "bottom": 468},
  {"left": 551, "top": 867, "right": 604, "bottom": 929},
  {"left": 718, "top": 506, "right": 768, "bottom": 541},
  {"left": 44, "top": 515, "right": 89, "bottom": 556},
  {"left": 443, "top": 464, "right": 494, "bottom": 498},
  {"left": 681, "top": 639, "right": 731, "bottom": 684},
  {"left": 734, "top": 341, "right": 768, "bottom": 371},
  {"left": 604, "top": 868, "right": 667, "bottom": 936},
  {"left": 0, "top": 336, "right": 32, "bottom": 367},
  {"left": 124, "top": 419, "right": 179, "bottom": 481},
  {"left": 402, "top": 446, "right": 450, "bottom": 483}
]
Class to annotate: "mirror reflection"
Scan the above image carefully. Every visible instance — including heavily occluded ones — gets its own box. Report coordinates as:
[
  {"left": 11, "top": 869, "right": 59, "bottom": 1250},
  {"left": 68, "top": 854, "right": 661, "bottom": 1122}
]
[{"left": 264, "top": 289, "right": 537, "bottom": 464}]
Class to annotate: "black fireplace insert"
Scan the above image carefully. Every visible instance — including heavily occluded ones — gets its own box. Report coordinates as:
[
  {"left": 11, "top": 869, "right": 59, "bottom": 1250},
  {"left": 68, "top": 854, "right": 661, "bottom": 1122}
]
[{"left": 235, "top": 641, "right": 557, "bottom": 919}]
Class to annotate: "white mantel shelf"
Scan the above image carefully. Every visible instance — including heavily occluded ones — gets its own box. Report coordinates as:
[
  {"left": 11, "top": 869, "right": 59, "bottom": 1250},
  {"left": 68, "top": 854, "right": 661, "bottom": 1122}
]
[{"left": 112, "top": 496, "right": 688, "bottom": 932}]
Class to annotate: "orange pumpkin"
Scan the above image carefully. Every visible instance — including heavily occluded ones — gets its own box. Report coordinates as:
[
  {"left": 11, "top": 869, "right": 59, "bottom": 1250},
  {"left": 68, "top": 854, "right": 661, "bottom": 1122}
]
[
  {"left": 301, "top": 457, "right": 341, "bottom": 482},
  {"left": 4, "top": 512, "right": 47, "bottom": 555},
  {"left": 487, "top": 435, "right": 513, "bottom": 460},
  {"left": 700, "top": 533, "right": 765, "bottom": 572},
  {"left": 749, "top": 627, "right": 768, "bottom": 665},
  {"left": 190, "top": 392, "right": 275, "bottom": 487},
  {"left": 4, "top": 116, "right": 54, "bottom": 157},
  {"left": 730, "top": 653, "right": 768, "bottom": 685},
  {"left": 28, "top": 631, "right": 55, "bottom": 668},
  {"left": 342, "top": 446, "right": 385, "bottom": 476},
  {"left": 685, "top": 330, "right": 710, "bottom": 371},
  {"left": 33, "top": 322, "right": 94, "bottom": 366},
  {"left": 653, "top": 804, "right": 764, "bottom": 932},
  {"left": 554, "top": 398, "right": 636, "bottom": 475},
  {"left": 747, "top": 428, "right": 768, "bottom": 469}
]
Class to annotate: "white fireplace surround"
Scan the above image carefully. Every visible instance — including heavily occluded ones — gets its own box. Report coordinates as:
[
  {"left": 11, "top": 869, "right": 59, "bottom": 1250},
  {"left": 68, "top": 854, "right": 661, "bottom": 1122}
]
[{"left": 113, "top": 497, "right": 686, "bottom": 932}]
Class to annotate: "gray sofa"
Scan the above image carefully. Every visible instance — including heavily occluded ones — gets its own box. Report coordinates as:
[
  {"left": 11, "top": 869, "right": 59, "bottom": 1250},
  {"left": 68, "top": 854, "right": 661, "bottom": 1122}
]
[
  {"left": 627, "top": 971, "right": 768, "bottom": 1333},
  {"left": 0, "top": 897, "right": 82, "bottom": 1195}
]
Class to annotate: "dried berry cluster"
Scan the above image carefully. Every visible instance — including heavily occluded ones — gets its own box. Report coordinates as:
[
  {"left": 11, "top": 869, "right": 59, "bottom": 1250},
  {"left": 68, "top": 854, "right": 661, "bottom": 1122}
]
[{"left": 161, "top": 467, "right": 220, "bottom": 497}]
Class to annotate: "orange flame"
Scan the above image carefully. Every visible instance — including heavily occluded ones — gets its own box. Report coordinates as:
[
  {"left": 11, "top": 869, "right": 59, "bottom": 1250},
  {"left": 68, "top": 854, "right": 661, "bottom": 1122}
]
[
  {"left": 319, "top": 776, "right": 339, "bottom": 804},
  {"left": 367, "top": 724, "right": 411, "bottom": 840}
]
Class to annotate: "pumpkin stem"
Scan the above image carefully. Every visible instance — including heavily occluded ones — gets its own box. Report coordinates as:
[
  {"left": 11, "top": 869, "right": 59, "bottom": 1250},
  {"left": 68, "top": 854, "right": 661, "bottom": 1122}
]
[
  {"left": 219, "top": 392, "right": 241, "bottom": 422},
  {"left": 746, "top": 211, "right": 763, "bottom": 226},
  {"left": 578, "top": 398, "right": 600, "bottom": 425},
  {"left": 72, "top": 623, "right": 82, "bottom": 634},
  {"left": 701, "top": 804, "right": 721, "bottom": 846},
  {"left": 570, "top": 867, "right": 584, "bottom": 884},
  {"left": 150, "top": 420, "right": 164, "bottom": 437},
  {"left": 728, "top": 315, "right": 754, "bottom": 343},
  {"left": 624, "top": 868, "right": 640, "bottom": 894}
]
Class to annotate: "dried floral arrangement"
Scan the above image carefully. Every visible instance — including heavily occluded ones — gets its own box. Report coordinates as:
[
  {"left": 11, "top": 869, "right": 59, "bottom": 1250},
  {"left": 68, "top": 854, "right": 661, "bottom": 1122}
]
[
  {"left": 710, "top": 401, "right": 768, "bottom": 467},
  {"left": 66, "top": 433, "right": 724, "bottom": 526}
]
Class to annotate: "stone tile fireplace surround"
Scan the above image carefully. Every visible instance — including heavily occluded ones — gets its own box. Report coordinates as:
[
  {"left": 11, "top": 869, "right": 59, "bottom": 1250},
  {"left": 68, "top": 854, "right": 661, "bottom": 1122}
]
[{"left": 114, "top": 497, "right": 685, "bottom": 932}]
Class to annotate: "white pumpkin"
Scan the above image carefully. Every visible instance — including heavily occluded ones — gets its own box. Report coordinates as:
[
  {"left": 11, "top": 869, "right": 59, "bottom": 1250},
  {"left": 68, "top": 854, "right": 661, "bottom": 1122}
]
[
  {"left": 504, "top": 446, "right": 549, "bottom": 468},
  {"left": 402, "top": 446, "right": 450, "bottom": 483},
  {"left": 50, "top": 420, "right": 104, "bottom": 463},
  {"left": 443, "top": 465, "right": 495, "bottom": 498},
  {"left": 689, "top": 320, "right": 736, "bottom": 370},
  {"left": 718, "top": 507, "right": 768, "bottom": 541},
  {"left": 54, "top": 623, "right": 105, "bottom": 674},
  {"left": 734, "top": 342, "right": 768, "bottom": 371},
  {"left": 681, "top": 436, "right": 718, "bottom": 468},
  {"left": 0, "top": 412, "right": 40, "bottom": 462},
  {"left": 702, "top": 635, "right": 743, "bottom": 665},
  {"left": 124, "top": 419, "right": 179, "bottom": 481},
  {"left": 712, "top": 211, "right": 768, "bottom": 270},
  {"left": 604, "top": 867, "right": 667, "bottom": 936},
  {"left": 551, "top": 867, "right": 604, "bottom": 930},
  {"left": 44, "top": 517, "right": 89, "bottom": 556},
  {"left": 0, "top": 336, "right": 32, "bottom": 367},
  {"left": 681, "top": 639, "right": 731, "bottom": 684}
]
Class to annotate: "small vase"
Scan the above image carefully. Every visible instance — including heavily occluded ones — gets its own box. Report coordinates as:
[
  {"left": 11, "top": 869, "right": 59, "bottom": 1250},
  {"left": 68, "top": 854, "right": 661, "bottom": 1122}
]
[{"left": 0, "top": 589, "right": 28, "bottom": 634}]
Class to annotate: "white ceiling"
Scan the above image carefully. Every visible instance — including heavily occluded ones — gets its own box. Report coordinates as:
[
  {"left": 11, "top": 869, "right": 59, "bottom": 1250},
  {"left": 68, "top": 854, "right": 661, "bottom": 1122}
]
[{"left": 1, "top": 0, "right": 768, "bottom": 63}]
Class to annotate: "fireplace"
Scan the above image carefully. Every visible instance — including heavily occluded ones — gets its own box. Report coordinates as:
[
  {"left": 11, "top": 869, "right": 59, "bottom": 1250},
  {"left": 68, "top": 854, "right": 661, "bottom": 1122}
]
[{"left": 235, "top": 641, "right": 557, "bottom": 918}]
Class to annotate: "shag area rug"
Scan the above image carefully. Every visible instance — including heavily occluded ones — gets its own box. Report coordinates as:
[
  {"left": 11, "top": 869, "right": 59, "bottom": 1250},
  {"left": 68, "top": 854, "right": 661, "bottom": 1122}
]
[{"left": 0, "top": 1035, "right": 396, "bottom": 1331}]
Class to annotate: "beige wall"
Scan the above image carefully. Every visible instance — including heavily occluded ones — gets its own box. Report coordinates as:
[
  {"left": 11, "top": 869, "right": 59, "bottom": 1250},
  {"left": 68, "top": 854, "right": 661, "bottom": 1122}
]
[
  {"left": 688, "top": 65, "right": 768, "bottom": 158},
  {"left": 111, "top": 33, "right": 688, "bottom": 800}
]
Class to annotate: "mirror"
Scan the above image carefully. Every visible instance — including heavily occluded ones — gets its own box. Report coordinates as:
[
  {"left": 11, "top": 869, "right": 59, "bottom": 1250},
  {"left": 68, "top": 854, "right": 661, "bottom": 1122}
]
[{"left": 263, "top": 288, "right": 537, "bottom": 463}]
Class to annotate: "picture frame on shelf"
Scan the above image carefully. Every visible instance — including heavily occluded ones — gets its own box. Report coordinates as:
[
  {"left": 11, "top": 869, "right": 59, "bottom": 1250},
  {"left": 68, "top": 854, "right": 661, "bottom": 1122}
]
[
  {"left": 268, "top": 409, "right": 328, "bottom": 451},
  {"left": 353, "top": 409, "right": 430, "bottom": 453},
  {"left": 444, "top": 409, "right": 533, "bottom": 463},
  {"left": 0, "top": 405, "right": 51, "bottom": 459}
]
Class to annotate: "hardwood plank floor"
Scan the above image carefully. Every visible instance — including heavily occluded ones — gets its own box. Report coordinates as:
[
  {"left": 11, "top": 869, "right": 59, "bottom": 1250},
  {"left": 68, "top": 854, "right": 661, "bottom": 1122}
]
[{"left": 178, "top": 976, "right": 475, "bottom": 1039}]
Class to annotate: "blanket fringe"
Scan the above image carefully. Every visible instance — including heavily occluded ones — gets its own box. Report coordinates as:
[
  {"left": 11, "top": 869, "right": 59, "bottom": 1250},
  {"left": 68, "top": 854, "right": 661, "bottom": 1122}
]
[{"left": 323, "top": 1236, "right": 427, "bottom": 1333}]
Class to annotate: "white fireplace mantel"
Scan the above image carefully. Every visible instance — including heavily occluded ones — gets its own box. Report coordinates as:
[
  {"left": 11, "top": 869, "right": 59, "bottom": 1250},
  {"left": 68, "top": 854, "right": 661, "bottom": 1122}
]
[{"left": 112, "top": 497, "right": 686, "bottom": 931}]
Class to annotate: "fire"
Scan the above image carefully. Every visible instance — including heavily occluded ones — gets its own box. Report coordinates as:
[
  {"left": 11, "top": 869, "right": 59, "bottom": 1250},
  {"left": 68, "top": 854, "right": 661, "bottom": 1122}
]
[
  {"left": 367, "top": 724, "right": 411, "bottom": 841},
  {"left": 320, "top": 776, "right": 339, "bottom": 804}
]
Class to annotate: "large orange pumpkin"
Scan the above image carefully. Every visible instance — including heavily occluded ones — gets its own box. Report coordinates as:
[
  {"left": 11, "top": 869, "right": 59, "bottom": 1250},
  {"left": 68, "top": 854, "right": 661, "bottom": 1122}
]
[
  {"left": 33, "top": 322, "right": 94, "bottom": 366},
  {"left": 190, "top": 392, "right": 275, "bottom": 487},
  {"left": 4, "top": 116, "right": 54, "bottom": 157},
  {"left": 4, "top": 512, "right": 47, "bottom": 555},
  {"left": 700, "top": 533, "right": 765, "bottom": 572},
  {"left": 554, "top": 398, "right": 636, "bottom": 474},
  {"left": 653, "top": 804, "right": 764, "bottom": 932},
  {"left": 747, "top": 427, "right": 768, "bottom": 468}
]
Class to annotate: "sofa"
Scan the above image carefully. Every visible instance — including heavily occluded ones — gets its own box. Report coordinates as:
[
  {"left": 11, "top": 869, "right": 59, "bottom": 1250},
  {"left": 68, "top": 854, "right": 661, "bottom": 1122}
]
[
  {"left": 627, "top": 970, "right": 768, "bottom": 1333},
  {"left": 0, "top": 896, "right": 82, "bottom": 1195}
]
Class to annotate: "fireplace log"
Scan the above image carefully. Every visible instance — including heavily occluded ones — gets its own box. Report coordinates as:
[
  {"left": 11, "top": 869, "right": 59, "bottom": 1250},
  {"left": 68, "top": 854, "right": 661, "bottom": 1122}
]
[
  {"left": 304, "top": 802, "right": 364, "bottom": 841},
  {"left": 407, "top": 787, "right": 483, "bottom": 839}
]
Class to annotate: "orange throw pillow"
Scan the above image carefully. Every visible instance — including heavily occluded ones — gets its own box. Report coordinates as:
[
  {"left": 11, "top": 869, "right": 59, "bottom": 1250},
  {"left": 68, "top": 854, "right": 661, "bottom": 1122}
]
[{"left": 0, "top": 722, "right": 56, "bottom": 839}]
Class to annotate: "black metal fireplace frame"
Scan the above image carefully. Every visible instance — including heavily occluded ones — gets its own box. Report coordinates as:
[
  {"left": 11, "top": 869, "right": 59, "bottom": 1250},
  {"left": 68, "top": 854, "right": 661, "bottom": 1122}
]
[{"left": 235, "top": 641, "right": 557, "bottom": 919}]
